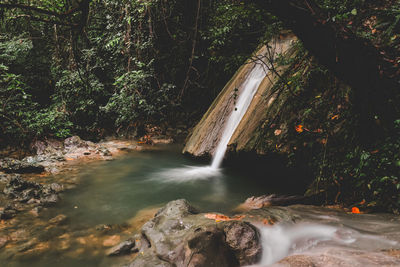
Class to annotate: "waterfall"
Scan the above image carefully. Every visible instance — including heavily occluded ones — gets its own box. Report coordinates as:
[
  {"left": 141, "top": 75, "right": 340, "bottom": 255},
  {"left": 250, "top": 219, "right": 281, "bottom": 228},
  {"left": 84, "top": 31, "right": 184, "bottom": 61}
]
[
  {"left": 211, "top": 62, "right": 267, "bottom": 169},
  {"left": 154, "top": 53, "right": 269, "bottom": 181}
]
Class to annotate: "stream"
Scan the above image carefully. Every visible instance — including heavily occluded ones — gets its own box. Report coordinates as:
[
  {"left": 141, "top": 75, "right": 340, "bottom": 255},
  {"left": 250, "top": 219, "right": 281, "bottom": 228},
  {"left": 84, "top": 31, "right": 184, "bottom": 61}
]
[{"left": 1, "top": 144, "right": 400, "bottom": 266}]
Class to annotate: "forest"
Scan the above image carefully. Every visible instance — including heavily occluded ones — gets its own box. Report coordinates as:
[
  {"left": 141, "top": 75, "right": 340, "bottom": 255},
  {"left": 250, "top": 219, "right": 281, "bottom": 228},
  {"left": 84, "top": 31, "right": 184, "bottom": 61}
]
[{"left": 0, "top": 0, "right": 400, "bottom": 266}]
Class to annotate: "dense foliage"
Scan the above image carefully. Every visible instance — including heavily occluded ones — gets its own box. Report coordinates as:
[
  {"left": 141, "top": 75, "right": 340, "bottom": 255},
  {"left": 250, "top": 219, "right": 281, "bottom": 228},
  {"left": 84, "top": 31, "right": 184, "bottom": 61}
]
[
  {"left": 0, "top": 0, "right": 399, "bottom": 211},
  {"left": 0, "top": 0, "right": 274, "bottom": 144}
]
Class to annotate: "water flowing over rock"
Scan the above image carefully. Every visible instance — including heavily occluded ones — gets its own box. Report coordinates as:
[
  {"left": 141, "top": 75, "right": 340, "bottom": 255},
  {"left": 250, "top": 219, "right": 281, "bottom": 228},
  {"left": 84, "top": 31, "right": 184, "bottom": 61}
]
[{"left": 183, "top": 35, "right": 296, "bottom": 160}]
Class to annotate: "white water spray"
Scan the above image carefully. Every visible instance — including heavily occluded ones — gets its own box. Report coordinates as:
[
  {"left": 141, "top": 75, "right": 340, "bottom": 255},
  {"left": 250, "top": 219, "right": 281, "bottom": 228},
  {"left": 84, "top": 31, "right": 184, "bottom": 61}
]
[
  {"left": 252, "top": 222, "right": 398, "bottom": 266},
  {"left": 154, "top": 60, "right": 267, "bottom": 181},
  {"left": 211, "top": 63, "right": 267, "bottom": 169}
]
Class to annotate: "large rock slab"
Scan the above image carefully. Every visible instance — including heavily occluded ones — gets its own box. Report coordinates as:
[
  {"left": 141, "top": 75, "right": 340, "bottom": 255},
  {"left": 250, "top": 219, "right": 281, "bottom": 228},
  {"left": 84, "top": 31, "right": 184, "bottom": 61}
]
[
  {"left": 183, "top": 35, "right": 296, "bottom": 157},
  {"left": 127, "top": 199, "right": 262, "bottom": 267}
]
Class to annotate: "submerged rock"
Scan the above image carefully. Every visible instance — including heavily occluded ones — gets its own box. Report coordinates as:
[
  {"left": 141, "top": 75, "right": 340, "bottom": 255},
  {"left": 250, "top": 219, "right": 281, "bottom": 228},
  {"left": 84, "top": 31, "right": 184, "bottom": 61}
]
[
  {"left": 49, "top": 214, "right": 67, "bottom": 225},
  {"left": 0, "top": 204, "right": 17, "bottom": 220},
  {"left": 235, "top": 194, "right": 306, "bottom": 212},
  {"left": 127, "top": 199, "right": 262, "bottom": 267},
  {"left": 0, "top": 158, "right": 45, "bottom": 174},
  {"left": 107, "top": 239, "right": 136, "bottom": 256}
]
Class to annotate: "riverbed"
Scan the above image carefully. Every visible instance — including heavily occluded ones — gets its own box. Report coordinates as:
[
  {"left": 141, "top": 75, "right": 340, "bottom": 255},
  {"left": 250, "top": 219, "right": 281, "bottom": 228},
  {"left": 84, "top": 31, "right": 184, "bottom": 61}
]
[{"left": 1, "top": 144, "right": 399, "bottom": 267}]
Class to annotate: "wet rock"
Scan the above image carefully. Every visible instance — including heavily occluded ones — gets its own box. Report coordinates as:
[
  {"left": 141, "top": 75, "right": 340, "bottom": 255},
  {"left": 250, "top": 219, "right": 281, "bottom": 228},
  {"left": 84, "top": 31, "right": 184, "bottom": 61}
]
[
  {"left": 49, "top": 214, "right": 67, "bottom": 225},
  {"left": 235, "top": 194, "right": 305, "bottom": 212},
  {"left": 0, "top": 205, "right": 17, "bottom": 220},
  {"left": 3, "top": 176, "right": 60, "bottom": 206},
  {"left": 96, "top": 146, "right": 112, "bottom": 156},
  {"left": 49, "top": 183, "right": 63, "bottom": 193},
  {"left": 152, "top": 135, "right": 174, "bottom": 145},
  {"left": 0, "top": 158, "right": 44, "bottom": 174},
  {"left": 31, "top": 139, "right": 64, "bottom": 156},
  {"left": 0, "top": 236, "right": 8, "bottom": 249},
  {"left": 128, "top": 252, "right": 173, "bottom": 267},
  {"left": 107, "top": 239, "right": 136, "bottom": 256},
  {"left": 40, "top": 194, "right": 59, "bottom": 206},
  {"left": 0, "top": 173, "right": 17, "bottom": 183},
  {"left": 29, "top": 207, "right": 41, "bottom": 217},
  {"left": 185, "top": 225, "right": 239, "bottom": 267},
  {"left": 274, "top": 248, "right": 400, "bottom": 266},
  {"left": 95, "top": 224, "right": 113, "bottom": 232},
  {"left": 3, "top": 176, "right": 41, "bottom": 197},
  {"left": 128, "top": 199, "right": 262, "bottom": 267},
  {"left": 223, "top": 221, "right": 261, "bottom": 265},
  {"left": 64, "top": 136, "right": 88, "bottom": 149}
]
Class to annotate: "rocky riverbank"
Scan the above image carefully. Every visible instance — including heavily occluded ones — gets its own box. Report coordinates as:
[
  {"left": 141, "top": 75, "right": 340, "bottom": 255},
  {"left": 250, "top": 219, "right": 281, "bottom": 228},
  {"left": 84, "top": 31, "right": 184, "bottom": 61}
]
[
  {"left": 113, "top": 199, "right": 400, "bottom": 267},
  {"left": 0, "top": 136, "right": 151, "bottom": 222},
  {"left": 0, "top": 135, "right": 176, "bottom": 264}
]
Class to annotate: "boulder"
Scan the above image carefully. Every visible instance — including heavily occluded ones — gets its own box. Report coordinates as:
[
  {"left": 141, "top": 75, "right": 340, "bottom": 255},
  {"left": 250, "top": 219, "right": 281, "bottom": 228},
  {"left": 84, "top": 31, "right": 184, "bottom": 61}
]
[
  {"left": 0, "top": 158, "right": 44, "bottom": 174},
  {"left": 96, "top": 146, "right": 112, "bottom": 156},
  {"left": 0, "top": 205, "right": 17, "bottom": 220},
  {"left": 64, "top": 136, "right": 88, "bottom": 149},
  {"left": 3, "top": 176, "right": 60, "bottom": 206},
  {"left": 127, "top": 199, "right": 262, "bottom": 267},
  {"left": 107, "top": 239, "right": 136, "bottom": 256}
]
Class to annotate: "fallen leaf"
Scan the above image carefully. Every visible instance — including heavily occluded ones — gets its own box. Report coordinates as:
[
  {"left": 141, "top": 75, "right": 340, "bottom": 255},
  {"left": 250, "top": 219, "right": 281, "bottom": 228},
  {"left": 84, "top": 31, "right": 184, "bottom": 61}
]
[
  {"left": 331, "top": 115, "right": 339, "bottom": 120},
  {"left": 351, "top": 207, "right": 361, "bottom": 214},
  {"left": 204, "top": 213, "right": 244, "bottom": 222},
  {"left": 274, "top": 129, "right": 282, "bottom": 136},
  {"left": 262, "top": 219, "right": 271, "bottom": 225}
]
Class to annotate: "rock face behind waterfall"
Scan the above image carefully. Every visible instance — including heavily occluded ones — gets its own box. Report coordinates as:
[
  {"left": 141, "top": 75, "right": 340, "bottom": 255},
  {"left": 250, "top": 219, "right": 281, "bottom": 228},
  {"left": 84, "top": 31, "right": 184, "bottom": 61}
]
[{"left": 183, "top": 35, "right": 296, "bottom": 158}]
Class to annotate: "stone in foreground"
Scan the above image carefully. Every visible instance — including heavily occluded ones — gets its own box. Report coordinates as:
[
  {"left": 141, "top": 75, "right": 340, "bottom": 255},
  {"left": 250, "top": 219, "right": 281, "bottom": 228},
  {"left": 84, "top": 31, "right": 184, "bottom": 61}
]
[{"left": 127, "top": 199, "right": 262, "bottom": 267}]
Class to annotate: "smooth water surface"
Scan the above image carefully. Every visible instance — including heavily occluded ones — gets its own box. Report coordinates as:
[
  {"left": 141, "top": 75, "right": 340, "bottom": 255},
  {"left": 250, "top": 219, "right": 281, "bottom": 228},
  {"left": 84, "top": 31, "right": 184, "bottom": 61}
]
[{"left": 53, "top": 144, "right": 297, "bottom": 227}]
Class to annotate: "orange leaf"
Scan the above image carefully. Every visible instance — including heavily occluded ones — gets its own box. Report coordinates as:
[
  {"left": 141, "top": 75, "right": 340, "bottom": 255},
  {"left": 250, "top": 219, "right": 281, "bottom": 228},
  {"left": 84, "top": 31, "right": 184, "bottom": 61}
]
[
  {"left": 331, "top": 115, "right": 339, "bottom": 120},
  {"left": 351, "top": 207, "right": 360, "bottom": 214},
  {"left": 204, "top": 213, "right": 245, "bottom": 222},
  {"left": 295, "top": 125, "right": 304, "bottom": 133},
  {"left": 262, "top": 219, "right": 271, "bottom": 225}
]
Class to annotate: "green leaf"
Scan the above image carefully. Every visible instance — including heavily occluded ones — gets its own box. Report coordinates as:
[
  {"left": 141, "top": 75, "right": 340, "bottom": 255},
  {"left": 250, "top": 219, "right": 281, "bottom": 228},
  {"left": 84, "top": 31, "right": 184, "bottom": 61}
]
[{"left": 351, "top": 9, "right": 357, "bottom": 16}]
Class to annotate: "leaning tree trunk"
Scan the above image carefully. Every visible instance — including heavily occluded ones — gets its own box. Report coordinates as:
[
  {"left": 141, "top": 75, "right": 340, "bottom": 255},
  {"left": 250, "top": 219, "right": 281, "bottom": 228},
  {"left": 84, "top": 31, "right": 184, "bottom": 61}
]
[{"left": 254, "top": 0, "right": 399, "bottom": 144}]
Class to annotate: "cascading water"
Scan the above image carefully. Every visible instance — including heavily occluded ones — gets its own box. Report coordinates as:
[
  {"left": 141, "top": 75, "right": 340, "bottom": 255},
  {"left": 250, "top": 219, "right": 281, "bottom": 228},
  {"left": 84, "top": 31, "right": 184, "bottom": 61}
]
[
  {"left": 211, "top": 62, "right": 267, "bottom": 169},
  {"left": 153, "top": 60, "right": 267, "bottom": 181}
]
